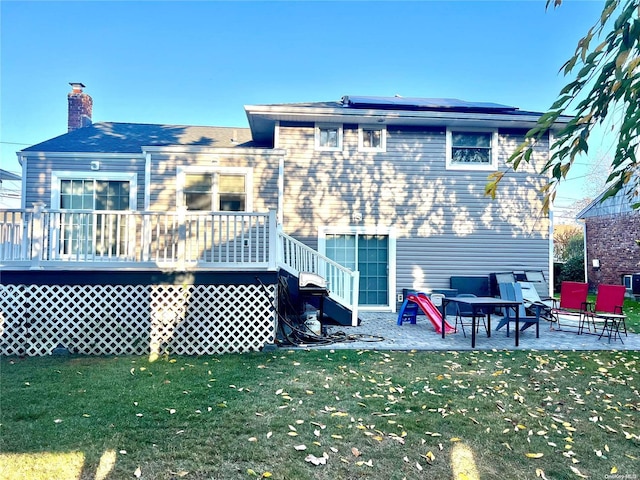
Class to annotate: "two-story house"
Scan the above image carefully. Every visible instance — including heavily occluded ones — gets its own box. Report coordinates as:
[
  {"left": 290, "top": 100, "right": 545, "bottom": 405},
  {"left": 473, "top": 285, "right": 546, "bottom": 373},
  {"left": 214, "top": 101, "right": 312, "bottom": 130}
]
[{"left": 0, "top": 84, "right": 568, "bottom": 355}]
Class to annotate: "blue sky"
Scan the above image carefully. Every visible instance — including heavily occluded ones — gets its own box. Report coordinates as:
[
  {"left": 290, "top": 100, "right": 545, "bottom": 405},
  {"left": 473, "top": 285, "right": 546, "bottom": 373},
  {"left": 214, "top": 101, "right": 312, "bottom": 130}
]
[{"left": 0, "top": 1, "right": 610, "bottom": 215}]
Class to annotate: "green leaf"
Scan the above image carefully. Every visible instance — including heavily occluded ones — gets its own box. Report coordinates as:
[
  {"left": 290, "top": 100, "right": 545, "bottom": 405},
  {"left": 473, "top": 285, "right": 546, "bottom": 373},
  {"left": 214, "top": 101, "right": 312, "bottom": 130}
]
[
  {"left": 561, "top": 56, "right": 578, "bottom": 74},
  {"left": 550, "top": 95, "right": 572, "bottom": 110},
  {"left": 615, "top": 49, "right": 631, "bottom": 69}
]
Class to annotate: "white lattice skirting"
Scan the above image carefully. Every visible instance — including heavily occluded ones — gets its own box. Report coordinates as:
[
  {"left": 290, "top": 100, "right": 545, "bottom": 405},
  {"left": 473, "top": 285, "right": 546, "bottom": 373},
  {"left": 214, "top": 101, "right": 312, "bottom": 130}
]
[{"left": 0, "top": 283, "right": 276, "bottom": 356}]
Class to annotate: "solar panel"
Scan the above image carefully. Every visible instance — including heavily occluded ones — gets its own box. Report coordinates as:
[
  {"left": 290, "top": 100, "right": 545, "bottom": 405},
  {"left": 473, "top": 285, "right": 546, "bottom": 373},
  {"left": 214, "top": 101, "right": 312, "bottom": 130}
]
[{"left": 341, "top": 95, "right": 517, "bottom": 112}]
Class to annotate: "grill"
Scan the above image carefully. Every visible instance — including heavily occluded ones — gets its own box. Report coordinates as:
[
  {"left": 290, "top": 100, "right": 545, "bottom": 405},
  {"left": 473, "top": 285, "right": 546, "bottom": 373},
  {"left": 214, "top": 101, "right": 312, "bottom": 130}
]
[
  {"left": 298, "top": 272, "right": 329, "bottom": 324},
  {"left": 299, "top": 272, "right": 329, "bottom": 293}
]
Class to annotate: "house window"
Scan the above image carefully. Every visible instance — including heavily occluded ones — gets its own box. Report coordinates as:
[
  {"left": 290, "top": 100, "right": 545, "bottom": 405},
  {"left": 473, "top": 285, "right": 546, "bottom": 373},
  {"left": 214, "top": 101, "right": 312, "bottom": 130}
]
[
  {"left": 446, "top": 129, "right": 498, "bottom": 171},
  {"left": 51, "top": 171, "right": 137, "bottom": 257},
  {"left": 219, "top": 174, "right": 246, "bottom": 211},
  {"left": 315, "top": 124, "right": 343, "bottom": 151},
  {"left": 180, "top": 168, "right": 251, "bottom": 212},
  {"left": 60, "top": 179, "right": 130, "bottom": 210},
  {"left": 359, "top": 126, "right": 386, "bottom": 152}
]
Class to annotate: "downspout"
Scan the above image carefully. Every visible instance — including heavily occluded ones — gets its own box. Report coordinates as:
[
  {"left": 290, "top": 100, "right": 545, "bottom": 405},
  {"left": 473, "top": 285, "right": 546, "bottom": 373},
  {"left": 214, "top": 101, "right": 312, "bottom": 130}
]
[
  {"left": 275, "top": 121, "right": 284, "bottom": 226},
  {"left": 143, "top": 152, "right": 152, "bottom": 261},
  {"left": 547, "top": 132, "right": 555, "bottom": 297},
  {"left": 581, "top": 219, "right": 588, "bottom": 284},
  {"left": 548, "top": 207, "right": 554, "bottom": 297},
  {"left": 144, "top": 152, "right": 151, "bottom": 210},
  {"left": 18, "top": 154, "right": 27, "bottom": 209},
  {"left": 278, "top": 157, "right": 284, "bottom": 226}
]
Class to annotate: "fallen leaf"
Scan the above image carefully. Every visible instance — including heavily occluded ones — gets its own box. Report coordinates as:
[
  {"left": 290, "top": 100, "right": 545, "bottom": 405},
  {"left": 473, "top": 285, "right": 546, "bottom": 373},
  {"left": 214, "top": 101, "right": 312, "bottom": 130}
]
[
  {"left": 134, "top": 466, "right": 142, "bottom": 478},
  {"left": 570, "top": 466, "right": 588, "bottom": 478},
  {"left": 536, "top": 468, "right": 550, "bottom": 480},
  {"left": 526, "top": 453, "right": 544, "bottom": 459},
  {"left": 305, "top": 454, "right": 327, "bottom": 466},
  {"left": 351, "top": 447, "right": 361, "bottom": 457},
  {"left": 169, "top": 471, "right": 189, "bottom": 478},
  {"left": 294, "top": 445, "right": 307, "bottom": 451}
]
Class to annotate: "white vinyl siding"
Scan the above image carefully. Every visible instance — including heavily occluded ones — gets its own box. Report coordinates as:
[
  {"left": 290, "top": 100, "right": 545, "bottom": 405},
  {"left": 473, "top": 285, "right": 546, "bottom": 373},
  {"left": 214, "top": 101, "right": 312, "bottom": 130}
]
[{"left": 278, "top": 124, "right": 550, "bottom": 307}]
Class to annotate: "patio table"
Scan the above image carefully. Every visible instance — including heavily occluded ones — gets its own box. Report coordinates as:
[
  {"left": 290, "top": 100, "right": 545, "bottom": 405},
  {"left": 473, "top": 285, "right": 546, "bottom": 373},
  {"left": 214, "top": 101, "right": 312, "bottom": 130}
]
[
  {"left": 595, "top": 312, "right": 627, "bottom": 343},
  {"left": 443, "top": 297, "right": 522, "bottom": 348}
]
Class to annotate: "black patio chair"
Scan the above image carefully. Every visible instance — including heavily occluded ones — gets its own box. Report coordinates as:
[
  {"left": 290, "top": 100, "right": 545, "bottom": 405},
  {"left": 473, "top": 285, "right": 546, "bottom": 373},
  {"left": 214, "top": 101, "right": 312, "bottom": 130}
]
[{"left": 454, "top": 294, "right": 488, "bottom": 338}]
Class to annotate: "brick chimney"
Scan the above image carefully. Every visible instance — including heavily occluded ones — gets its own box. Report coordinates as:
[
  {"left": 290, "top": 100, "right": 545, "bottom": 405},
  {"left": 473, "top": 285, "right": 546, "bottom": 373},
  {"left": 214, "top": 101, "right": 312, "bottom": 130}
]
[{"left": 67, "top": 82, "right": 93, "bottom": 132}]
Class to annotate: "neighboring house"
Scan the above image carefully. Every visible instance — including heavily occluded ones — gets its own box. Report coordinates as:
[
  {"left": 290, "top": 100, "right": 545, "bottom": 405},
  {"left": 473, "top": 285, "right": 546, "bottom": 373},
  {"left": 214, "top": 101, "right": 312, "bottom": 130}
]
[
  {"left": 577, "top": 186, "right": 640, "bottom": 290},
  {"left": 0, "top": 169, "right": 22, "bottom": 208},
  {"left": 0, "top": 84, "right": 569, "bottom": 355}
]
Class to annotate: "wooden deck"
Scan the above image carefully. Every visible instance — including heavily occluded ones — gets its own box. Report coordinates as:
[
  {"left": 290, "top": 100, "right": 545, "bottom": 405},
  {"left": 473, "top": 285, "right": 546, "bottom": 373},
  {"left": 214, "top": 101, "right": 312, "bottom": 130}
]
[{"left": 0, "top": 207, "right": 359, "bottom": 326}]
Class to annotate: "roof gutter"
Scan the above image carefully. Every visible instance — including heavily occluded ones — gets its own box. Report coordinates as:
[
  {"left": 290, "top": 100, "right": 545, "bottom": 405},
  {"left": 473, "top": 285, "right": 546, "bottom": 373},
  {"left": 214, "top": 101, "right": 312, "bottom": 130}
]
[{"left": 245, "top": 104, "right": 573, "bottom": 142}]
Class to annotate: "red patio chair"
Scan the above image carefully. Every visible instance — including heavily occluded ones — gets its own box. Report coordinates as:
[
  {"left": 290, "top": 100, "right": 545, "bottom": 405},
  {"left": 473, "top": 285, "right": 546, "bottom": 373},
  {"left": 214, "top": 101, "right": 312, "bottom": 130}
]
[
  {"left": 551, "top": 281, "right": 589, "bottom": 332},
  {"left": 586, "top": 284, "right": 627, "bottom": 343}
]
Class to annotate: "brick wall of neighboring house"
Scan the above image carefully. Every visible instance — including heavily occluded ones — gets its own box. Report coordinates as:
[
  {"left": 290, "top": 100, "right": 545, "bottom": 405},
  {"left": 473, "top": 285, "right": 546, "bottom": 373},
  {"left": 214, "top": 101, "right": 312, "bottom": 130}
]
[{"left": 585, "top": 212, "right": 640, "bottom": 287}]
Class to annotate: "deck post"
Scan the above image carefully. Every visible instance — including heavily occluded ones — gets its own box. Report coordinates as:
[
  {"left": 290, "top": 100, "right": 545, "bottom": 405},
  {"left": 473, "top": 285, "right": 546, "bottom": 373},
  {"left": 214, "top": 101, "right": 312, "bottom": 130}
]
[
  {"left": 351, "top": 271, "right": 360, "bottom": 326},
  {"left": 177, "top": 206, "right": 187, "bottom": 270},
  {"left": 29, "top": 202, "right": 46, "bottom": 269},
  {"left": 268, "top": 209, "right": 278, "bottom": 271}
]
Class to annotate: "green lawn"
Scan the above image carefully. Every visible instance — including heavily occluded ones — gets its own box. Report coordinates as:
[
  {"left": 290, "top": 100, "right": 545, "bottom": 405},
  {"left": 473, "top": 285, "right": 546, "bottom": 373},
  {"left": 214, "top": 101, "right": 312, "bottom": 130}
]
[
  {"left": 619, "top": 297, "right": 639, "bottom": 333},
  {"left": 1, "top": 349, "right": 638, "bottom": 480}
]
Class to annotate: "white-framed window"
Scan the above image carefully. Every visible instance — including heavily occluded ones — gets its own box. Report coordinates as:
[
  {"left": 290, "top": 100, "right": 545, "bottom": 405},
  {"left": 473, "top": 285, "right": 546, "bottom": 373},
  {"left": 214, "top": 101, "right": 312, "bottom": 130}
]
[
  {"left": 51, "top": 171, "right": 137, "bottom": 210},
  {"left": 50, "top": 171, "right": 138, "bottom": 257},
  {"left": 315, "top": 124, "right": 343, "bottom": 151},
  {"left": 445, "top": 129, "right": 498, "bottom": 171},
  {"left": 177, "top": 166, "right": 253, "bottom": 212},
  {"left": 358, "top": 125, "right": 386, "bottom": 152}
]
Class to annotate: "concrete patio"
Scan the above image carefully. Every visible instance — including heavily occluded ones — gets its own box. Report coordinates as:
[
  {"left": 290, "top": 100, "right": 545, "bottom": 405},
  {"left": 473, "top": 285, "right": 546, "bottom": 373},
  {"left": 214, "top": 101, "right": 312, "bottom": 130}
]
[{"left": 318, "top": 312, "right": 640, "bottom": 351}]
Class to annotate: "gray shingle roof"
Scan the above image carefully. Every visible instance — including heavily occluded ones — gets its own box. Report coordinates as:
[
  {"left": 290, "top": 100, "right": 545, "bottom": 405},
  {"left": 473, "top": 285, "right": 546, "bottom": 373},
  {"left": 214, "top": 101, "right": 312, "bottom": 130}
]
[{"left": 21, "top": 122, "right": 260, "bottom": 153}]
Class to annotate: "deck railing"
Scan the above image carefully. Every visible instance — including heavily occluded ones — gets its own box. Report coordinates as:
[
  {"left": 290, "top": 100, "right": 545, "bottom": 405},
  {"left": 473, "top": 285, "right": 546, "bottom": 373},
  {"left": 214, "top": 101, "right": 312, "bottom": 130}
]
[
  {"left": 1, "top": 206, "right": 358, "bottom": 322},
  {"left": 277, "top": 230, "right": 359, "bottom": 326},
  {"left": 0, "top": 206, "right": 277, "bottom": 270}
]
